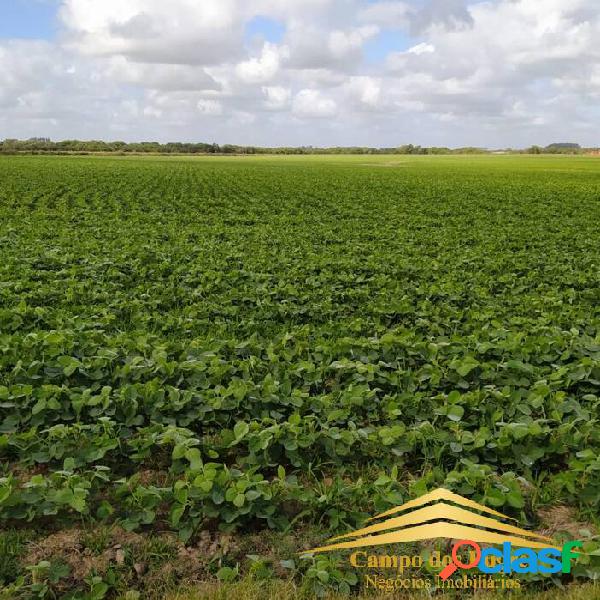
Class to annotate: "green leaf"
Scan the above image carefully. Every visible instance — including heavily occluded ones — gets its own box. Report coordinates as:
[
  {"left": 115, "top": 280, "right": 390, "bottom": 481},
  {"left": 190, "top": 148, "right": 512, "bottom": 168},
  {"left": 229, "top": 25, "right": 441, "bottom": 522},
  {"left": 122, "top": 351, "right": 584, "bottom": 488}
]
[
  {"left": 96, "top": 501, "right": 114, "bottom": 520},
  {"left": 216, "top": 566, "right": 238, "bottom": 582},
  {"left": 184, "top": 448, "right": 203, "bottom": 471},
  {"left": 455, "top": 357, "right": 480, "bottom": 377},
  {"left": 193, "top": 476, "right": 213, "bottom": 493},
  {"left": 170, "top": 504, "right": 185, "bottom": 526},
  {"left": 485, "top": 488, "right": 506, "bottom": 507},
  {"left": 69, "top": 489, "right": 87, "bottom": 513},
  {"left": 32, "top": 399, "right": 47, "bottom": 415},
  {"left": 506, "top": 490, "right": 524, "bottom": 509},
  {"left": 447, "top": 405, "right": 464, "bottom": 422},
  {"left": 173, "top": 481, "right": 189, "bottom": 504},
  {"left": 233, "top": 421, "right": 249, "bottom": 440}
]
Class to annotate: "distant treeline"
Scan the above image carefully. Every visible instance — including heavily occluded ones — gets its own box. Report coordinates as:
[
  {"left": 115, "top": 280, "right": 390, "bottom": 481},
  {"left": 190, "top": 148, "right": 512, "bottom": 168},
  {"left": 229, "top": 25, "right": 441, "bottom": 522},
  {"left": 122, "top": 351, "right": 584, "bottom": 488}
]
[
  {"left": 521, "top": 144, "right": 599, "bottom": 155},
  {"left": 0, "top": 138, "right": 597, "bottom": 155},
  {"left": 0, "top": 139, "right": 485, "bottom": 155}
]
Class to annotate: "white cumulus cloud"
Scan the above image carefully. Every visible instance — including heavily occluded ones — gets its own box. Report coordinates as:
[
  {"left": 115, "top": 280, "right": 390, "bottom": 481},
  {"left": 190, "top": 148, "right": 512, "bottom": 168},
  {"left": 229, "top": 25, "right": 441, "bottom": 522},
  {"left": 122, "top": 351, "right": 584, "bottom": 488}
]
[
  {"left": 293, "top": 89, "right": 337, "bottom": 118},
  {"left": 263, "top": 86, "right": 292, "bottom": 110},
  {"left": 236, "top": 43, "right": 286, "bottom": 84}
]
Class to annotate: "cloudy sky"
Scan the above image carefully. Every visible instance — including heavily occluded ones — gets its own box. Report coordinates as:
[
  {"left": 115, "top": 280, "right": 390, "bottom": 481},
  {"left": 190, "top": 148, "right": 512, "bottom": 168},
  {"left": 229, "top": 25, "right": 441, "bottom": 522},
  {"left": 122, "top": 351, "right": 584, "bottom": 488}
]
[{"left": 1, "top": 0, "right": 598, "bottom": 147}]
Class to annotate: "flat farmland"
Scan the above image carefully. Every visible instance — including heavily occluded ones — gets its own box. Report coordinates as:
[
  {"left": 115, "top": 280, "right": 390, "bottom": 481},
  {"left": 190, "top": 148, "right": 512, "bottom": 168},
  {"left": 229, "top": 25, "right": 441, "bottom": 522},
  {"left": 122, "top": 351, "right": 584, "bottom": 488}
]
[{"left": 1, "top": 154, "right": 600, "bottom": 597}]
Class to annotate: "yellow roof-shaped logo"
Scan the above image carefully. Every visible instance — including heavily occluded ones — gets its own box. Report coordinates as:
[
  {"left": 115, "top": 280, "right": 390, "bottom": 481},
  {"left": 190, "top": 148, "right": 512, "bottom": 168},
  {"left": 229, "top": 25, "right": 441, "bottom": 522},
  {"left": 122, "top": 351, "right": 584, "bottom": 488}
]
[{"left": 302, "top": 487, "right": 557, "bottom": 554}]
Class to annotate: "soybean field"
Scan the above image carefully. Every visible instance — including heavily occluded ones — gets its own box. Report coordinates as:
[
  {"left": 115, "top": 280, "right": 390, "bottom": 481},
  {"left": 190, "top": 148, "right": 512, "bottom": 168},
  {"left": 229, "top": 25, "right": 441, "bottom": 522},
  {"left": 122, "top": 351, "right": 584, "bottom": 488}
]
[{"left": 1, "top": 154, "right": 600, "bottom": 598}]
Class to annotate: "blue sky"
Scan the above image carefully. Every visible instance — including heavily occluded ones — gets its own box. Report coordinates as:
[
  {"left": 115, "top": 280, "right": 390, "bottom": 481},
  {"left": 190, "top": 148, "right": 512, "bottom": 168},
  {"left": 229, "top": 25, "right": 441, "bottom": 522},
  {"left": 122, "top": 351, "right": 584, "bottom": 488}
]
[
  {"left": 0, "top": 0, "right": 60, "bottom": 40},
  {"left": 245, "top": 16, "right": 286, "bottom": 44}
]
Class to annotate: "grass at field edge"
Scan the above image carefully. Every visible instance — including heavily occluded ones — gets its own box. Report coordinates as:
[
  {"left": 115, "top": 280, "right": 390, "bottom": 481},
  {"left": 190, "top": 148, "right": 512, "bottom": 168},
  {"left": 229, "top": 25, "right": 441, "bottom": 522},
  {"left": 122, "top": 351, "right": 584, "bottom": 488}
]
[{"left": 167, "top": 580, "right": 600, "bottom": 600}]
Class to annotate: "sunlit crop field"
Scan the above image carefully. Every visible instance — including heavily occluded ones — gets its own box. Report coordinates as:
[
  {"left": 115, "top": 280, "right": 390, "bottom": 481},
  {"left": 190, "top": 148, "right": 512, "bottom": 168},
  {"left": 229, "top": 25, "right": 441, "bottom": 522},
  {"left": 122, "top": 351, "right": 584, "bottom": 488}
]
[{"left": 1, "top": 154, "right": 600, "bottom": 597}]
